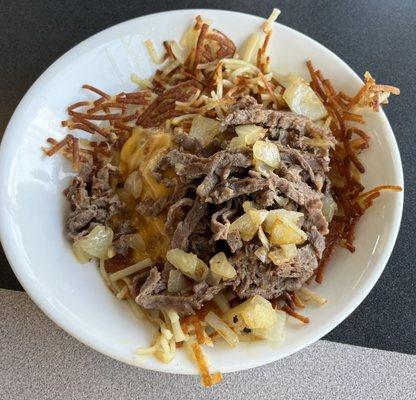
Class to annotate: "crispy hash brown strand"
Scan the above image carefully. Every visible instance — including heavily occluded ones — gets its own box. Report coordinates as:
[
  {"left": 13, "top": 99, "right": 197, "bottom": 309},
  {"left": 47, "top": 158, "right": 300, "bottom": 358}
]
[{"left": 306, "top": 60, "right": 401, "bottom": 282}]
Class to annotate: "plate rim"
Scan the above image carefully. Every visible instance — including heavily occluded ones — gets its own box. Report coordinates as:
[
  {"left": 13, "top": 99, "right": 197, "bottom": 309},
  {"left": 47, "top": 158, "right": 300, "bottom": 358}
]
[{"left": 0, "top": 8, "right": 404, "bottom": 375}]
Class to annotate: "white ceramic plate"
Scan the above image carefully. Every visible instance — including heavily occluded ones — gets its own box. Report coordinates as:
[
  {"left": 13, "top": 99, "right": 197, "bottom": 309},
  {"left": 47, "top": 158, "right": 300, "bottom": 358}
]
[{"left": 0, "top": 9, "right": 403, "bottom": 374}]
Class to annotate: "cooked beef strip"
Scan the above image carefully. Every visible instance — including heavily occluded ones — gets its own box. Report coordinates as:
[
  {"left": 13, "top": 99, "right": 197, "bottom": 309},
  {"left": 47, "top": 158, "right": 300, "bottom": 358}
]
[
  {"left": 135, "top": 270, "right": 223, "bottom": 315},
  {"left": 172, "top": 128, "right": 203, "bottom": 153},
  {"left": 228, "top": 244, "right": 318, "bottom": 299},
  {"left": 206, "top": 176, "right": 270, "bottom": 203},
  {"left": 254, "top": 189, "right": 277, "bottom": 208},
  {"left": 136, "top": 182, "right": 194, "bottom": 217},
  {"left": 226, "top": 230, "right": 243, "bottom": 253},
  {"left": 112, "top": 235, "right": 132, "bottom": 256},
  {"left": 138, "top": 267, "right": 166, "bottom": 297},
  {"left": 155, "top": 148, "right": 252, "bottom": 199},
  {"left": 66, "top": 164, "right": 124, "bottom": 240},
  {"left": 189, "top": 232, "right": 216, "bottom": 260},
  {"left": 206, "top": 172, "right": 323, "bottom": 207},
  {"left": 211, "top": 205, "right": 233, "bottom": 241},
  {"left": 165, "top": 198, "right": 194, "bottom": 235},
  {"left": 223, "top": 96, "right": 335, "bottom": 142},
  {"left": 269, "top": 174, "right": 323, "bottom": 207},
  {"left": 306, "top": 226, "right": 326, "bottom": 258},
  {"left": 210, "top": 203, "right": 242, "bottom": 252},
  {"left": 112, "top": 221, "right": 138, "bottom": 256},
  {"left": 171, "top": 199, "right": 208, "bottom": 250}
]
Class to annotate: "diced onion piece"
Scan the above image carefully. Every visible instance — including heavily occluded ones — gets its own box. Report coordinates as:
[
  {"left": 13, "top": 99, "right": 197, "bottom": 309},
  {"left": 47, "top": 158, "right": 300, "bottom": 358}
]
[
  {"left": 254, "top": 246, "right": 269, "bottom": 263},
  {"left": 264, "top": 209, "right": 304, "bottom": 233},
  {"left": 269, "top": 245, "right": 298, "bottom": 266},
  {"left": 253, "top": 158, "right": 274, "bottom": 177},
  {"left": 167, "top": 269, "right": 188, "bottom": 293},
  {"left": 248, "top": 209, "right": 268, "bottom": 227},
  {"left": 206, "top": 270, "right": 222, "bottom": 286},
  {"left": 73, "top": 241, "right": 91, "bottom": 264},
  {"left": 281, "top": 244, "right": 298, "bottom": 259},
  {"left": 223, "top": 295, "right": 277, "bottom": 330},
  {"left": 271, "top": 71, "right": 299, "bottom": 88},
  {"left": 194, "top": 258, "right": 209, "bottom": 282},
  {"left": 166, "top": 40, "right": 187, "bottom": 64},
  {"left": 253, "top": 140, "right": 280, "bottom": 168},
  {"left": 322, "top": 194, "right": 337, "bottom": 223},
  {"left": 283, "top": 78, "right": 327, "bottom": 121},
  {"left": 229, "top": 136, "right": 246, "bottom": 149},
  {"left": 241, "top": 296, "right": 277, "bottom": 329},
  {"left": 222, "top": 58, "right": 260, "bottom": 72},
  {"left": 229, "top": 209, "right": 267, "bottom": 242},
  {"left": 109, "top": 258, "right": 152, "bottom": 281},
  {"left": 303, "top": 137, "right": 331, "bottom": 149},
  {"left": 258, "top": 226, "right": 270, "bottom": 250},
  {"left": 242, "top": 201, "right": 258, "bottom": 212},
  {"left": 74, "top": 225, "right": 114, "bottom": 260},
  {"left": 270, "top": 221, "right": 306, "bottom": 246},
  {"left": 235, "top": 125, "right": 266, "bottom": 145},
  {"left": 189, "top": 115, "right": 221, "bottom": 147},
  {"left": 298, "top": 287, "right": 327, "bottom": 305},
  {"left": 124, "top": 170, "right": 143, "bottom": 199},
  {"left": 205, "top": 311, "right": 239, "bottom": 347},
  {"left": 266, "top": 210, "right": 306, "bottom": 245},
  {"left": 213, "top": 293, "right": 230, "bottom": 313},
  {"left": 166, "top": 249, "right": 197, "bottom": 279},
  {"left": 229, "top": 213, "right": 257, "bottom": 241},
  {"left": 252, "top": 309, "right": 286, "bottom": 346},
  {"left": 275, "top": 196, "right": 289, "bottom": 207},
  {"left": 127, "top": 233, "right": 146, "bottom": 251},
  {"left": 209, "top": 252, "right": 236, "bottom": 280}
]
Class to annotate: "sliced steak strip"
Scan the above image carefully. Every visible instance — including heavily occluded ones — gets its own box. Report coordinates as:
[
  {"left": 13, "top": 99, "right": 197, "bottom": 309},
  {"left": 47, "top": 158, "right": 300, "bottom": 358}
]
[
  {"left": 211, "top": 205, "right": 232, "bottom": 241},
  {"left": 171, "top": 199, "right": 208, "bottom": 250},
  {"left": 206, "top": 176, "right": 270, "bottom": 204},
  {"left": 138, "top": 267, "right": 166, "bottom": 297},
  {"left": 207, "top": 173, "right": 322, "bottom": 207},
  {"left": 223, "top": 96, "right": 334, "bottom": 141},
  {"left": 269, "top": 174, "right": 322, "bottom": 207},
  {"left": 66, "top": 164, "right": 123, "bottom": 240},
  {"left": 172, "top": 129, "right": 202, "bottom": 153},
  {"left": 226, "top": 230, "right": 243, "bottom": 253},
  {"left": 229, "top": 244, "right": 318, "bottom": 299},
  {"left": 155, "top": 148, "right": 252, "bottom": 199},
  {"left": 135, "top": 279, "right": 223, "bottom": 315},
  {"left": 165, "top": 198, "right": 194, "bottom": 235}
]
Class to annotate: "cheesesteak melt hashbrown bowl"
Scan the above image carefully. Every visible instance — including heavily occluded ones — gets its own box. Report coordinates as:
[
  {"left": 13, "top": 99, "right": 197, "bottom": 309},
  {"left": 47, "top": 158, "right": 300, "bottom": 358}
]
[{"left": 0, "top": 9, "right": 403, "bottom": 386}]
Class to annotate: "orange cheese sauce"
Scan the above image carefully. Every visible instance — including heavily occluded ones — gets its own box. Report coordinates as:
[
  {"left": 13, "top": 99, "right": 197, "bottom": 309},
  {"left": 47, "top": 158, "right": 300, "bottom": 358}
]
[{"left": 120, "top": 127, "right": 173, "bottom": 262}]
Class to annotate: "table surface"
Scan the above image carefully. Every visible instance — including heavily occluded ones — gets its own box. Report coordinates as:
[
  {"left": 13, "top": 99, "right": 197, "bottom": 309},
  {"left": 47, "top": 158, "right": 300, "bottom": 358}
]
[{"left": 0, "top": 0, "right": 415, "bottom": 397}]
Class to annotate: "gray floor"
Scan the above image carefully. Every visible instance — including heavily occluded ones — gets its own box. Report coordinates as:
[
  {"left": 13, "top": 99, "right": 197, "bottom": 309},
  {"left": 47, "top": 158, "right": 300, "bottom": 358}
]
[{"left": 1, "top": 289, "right": 415, "bottom": 400}]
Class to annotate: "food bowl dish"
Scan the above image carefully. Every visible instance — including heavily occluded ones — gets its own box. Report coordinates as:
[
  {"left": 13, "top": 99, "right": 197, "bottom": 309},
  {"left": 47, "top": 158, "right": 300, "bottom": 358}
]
[{"left": 0, "top": 9, "right": 403, "bottom": 374}]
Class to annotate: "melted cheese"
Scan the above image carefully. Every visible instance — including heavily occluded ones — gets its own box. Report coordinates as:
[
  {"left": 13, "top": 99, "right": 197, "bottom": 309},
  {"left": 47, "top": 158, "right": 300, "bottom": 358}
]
[{"left": 120, "top": 127, "right": 173, "bottom": 261}]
